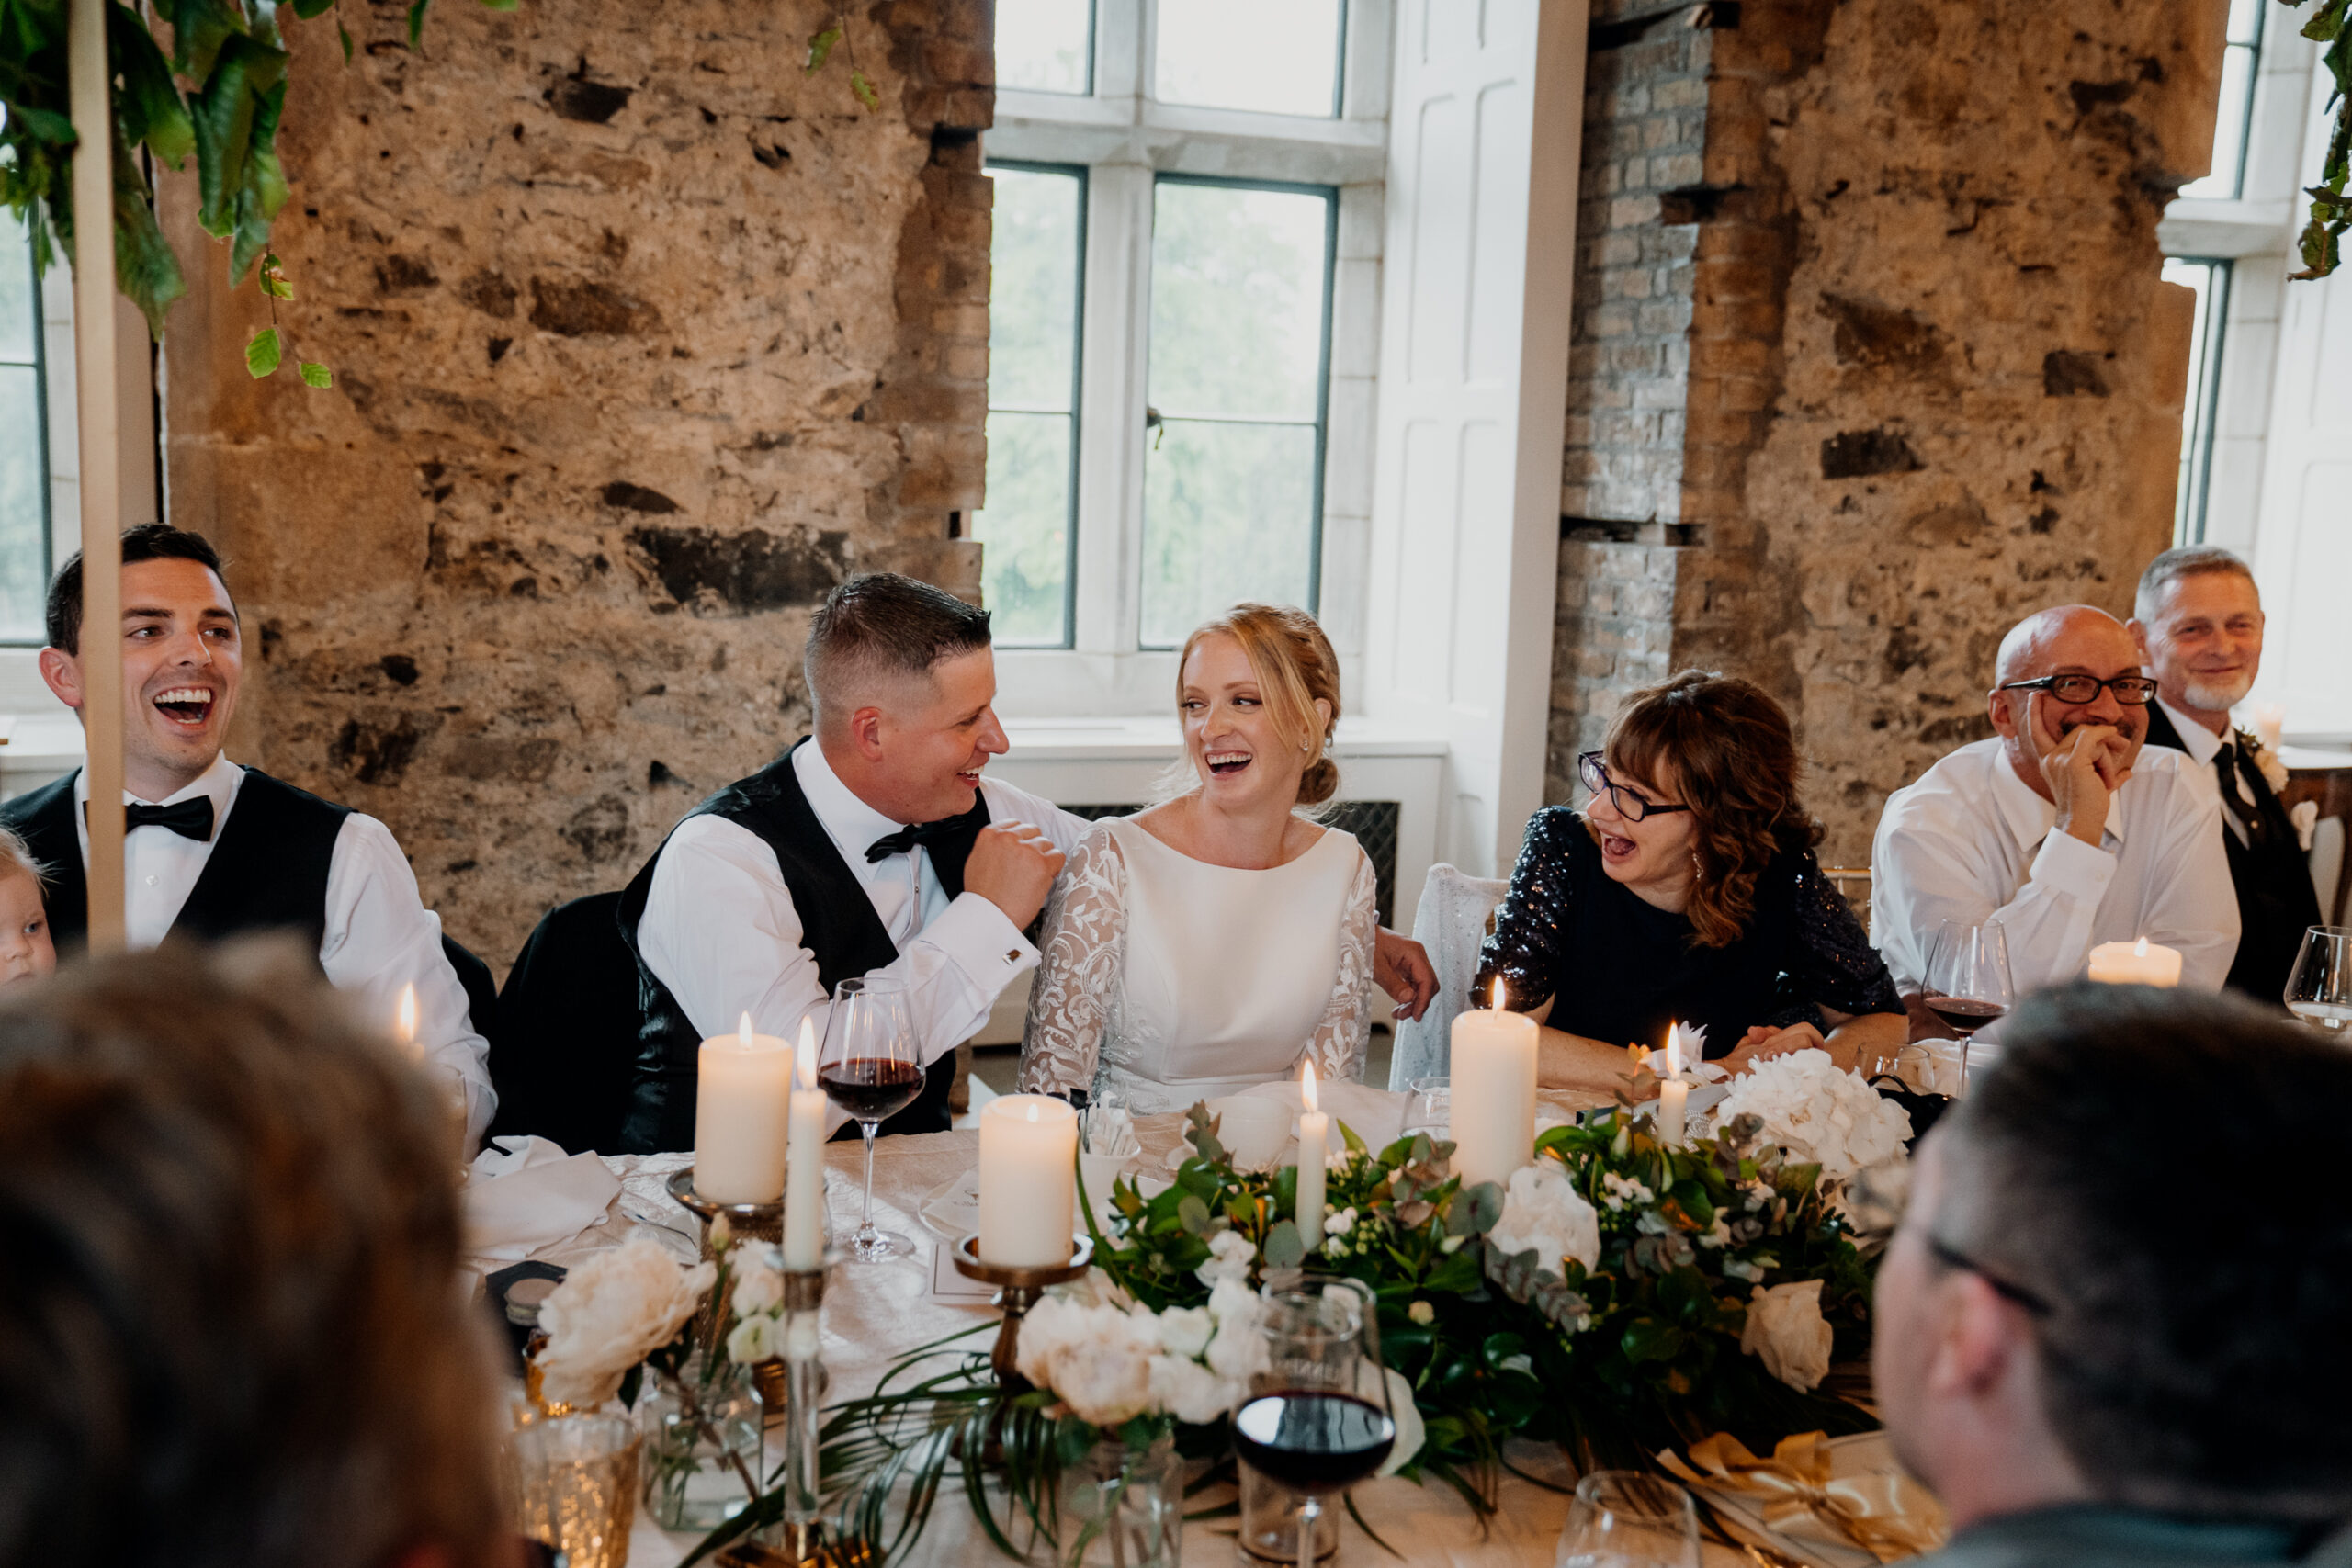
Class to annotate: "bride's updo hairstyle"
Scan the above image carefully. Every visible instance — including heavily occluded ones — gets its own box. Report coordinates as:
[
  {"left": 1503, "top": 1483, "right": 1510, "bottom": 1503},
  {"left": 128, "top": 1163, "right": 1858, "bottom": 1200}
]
[{"left": 1177, "top": 604, "right": 1344, "bottom": 807}]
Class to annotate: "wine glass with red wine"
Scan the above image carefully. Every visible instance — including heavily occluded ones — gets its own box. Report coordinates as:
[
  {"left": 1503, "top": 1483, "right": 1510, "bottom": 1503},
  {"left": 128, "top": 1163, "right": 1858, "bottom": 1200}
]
[
  {"left": 818, "top": 976, "right": 921, "bottom": 1263},
  {"left": 1922, "top": 919, "right": 2013, "bottom": 1096},
  {"left": 1234, "top": 1280, "right": 1396, "bottom": 1568}
]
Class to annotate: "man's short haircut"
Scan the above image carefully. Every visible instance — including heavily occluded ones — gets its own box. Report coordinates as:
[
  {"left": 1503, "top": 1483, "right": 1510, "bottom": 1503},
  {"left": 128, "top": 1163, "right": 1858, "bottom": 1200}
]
[
  {"left": 2135, "top": 544, "right": 2256, "bottom": 622},
  {"left": 45, "top": 523, "right": 232, "bottom": 655},
  {"left": 0, "top": 942, "right": 508, "bottom": 1568},
  {"left": 1937, "top": 983, "right": 2352, "bottom": 1522},
  {"left": 804, "top": 571, "right": 993, "bottom": 732}
]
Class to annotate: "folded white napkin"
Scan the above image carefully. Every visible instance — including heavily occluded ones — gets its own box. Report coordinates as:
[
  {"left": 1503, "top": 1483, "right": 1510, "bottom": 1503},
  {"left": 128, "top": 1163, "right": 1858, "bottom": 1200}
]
[{"left": 463, "top": 1134, "right": 623, "bottom": 1263}]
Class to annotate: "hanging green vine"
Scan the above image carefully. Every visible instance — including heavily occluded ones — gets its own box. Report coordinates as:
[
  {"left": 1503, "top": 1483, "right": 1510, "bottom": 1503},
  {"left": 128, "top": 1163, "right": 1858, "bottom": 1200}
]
[
  {"left": 2280, "top": 0, "right": 2349, "bottom": 278},
  {"left": 0, "top": 1, "right": 879, "bottom": 386}
]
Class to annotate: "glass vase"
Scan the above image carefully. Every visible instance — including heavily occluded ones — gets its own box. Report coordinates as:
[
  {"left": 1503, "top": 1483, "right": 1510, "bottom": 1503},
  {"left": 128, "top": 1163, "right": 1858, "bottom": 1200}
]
[
  {"left": 1054, "top": 1428, "right": 1182, "bottom": 1568},
  {"left": 637, "top": 1362, "right": 764, "bottom": 1530}
]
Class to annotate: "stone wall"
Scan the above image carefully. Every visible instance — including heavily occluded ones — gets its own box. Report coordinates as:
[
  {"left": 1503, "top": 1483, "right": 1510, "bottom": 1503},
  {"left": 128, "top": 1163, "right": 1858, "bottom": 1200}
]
[
  {"left": 1552, "top": 0, "right": 2224, "bottom": 865},
  {"left": 162, "top": 0, "right": 993, "bottom": 970}
]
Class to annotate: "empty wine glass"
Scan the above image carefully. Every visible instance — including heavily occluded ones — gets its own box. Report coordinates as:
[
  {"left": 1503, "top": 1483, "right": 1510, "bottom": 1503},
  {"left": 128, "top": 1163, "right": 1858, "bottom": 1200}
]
[
  {"left": 817, "top": 976, "right": 921, "bottom": 1263},
  {"left": 1401, "top": 1076, "right": 1450, "bottom": 1140},
  {"left": 1237, "top": 1280, "right": 1396, "bottom": 1568},
  {"left": 1922, "top": 919, "right": 2014, "bottom": 1096},
  {"left": 1554, "top": 1471, "right": 1702, "bottom": 1568},
  {"left": 2285, "top": 926, "right": 2352, "bottom": 1032}
]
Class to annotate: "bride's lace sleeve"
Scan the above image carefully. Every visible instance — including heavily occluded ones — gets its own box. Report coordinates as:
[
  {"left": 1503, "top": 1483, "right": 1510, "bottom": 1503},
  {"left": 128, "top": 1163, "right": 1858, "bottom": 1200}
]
[
  {"left": 1018, "top": 825, "right": 1128, "bottom": 1099},
  {"left": 1306, "top": 848, "right": 1379, "bottom": 1084}
]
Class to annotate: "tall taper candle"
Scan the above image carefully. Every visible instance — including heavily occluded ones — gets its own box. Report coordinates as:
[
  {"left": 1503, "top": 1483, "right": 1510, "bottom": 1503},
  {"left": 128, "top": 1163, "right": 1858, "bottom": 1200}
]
[
  {"left": 695, "top": 1012, "right": 792, "bottom": 1204},
  {"left": 1450, "top": 979, "right": 1539, "bottom": 1190},
  {"left": 783, "top": 1018, "right": 827, "bottom": 1268},
  {"left": 1295, "top": 1059, "right": 1328, "bottom": 1255},
  {"left": 1655, "top": 1022, "right": 1690, "bottom": 1146},
  {"left": 978, "top": 1094, "right": 1079, "bottom": 1266}
]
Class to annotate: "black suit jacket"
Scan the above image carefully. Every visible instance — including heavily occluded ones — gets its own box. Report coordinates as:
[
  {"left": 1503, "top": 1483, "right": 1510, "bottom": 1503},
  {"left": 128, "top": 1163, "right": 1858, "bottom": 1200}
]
[{"left": 2142, "top": 702, "right": 2321, "bottom": 1003}]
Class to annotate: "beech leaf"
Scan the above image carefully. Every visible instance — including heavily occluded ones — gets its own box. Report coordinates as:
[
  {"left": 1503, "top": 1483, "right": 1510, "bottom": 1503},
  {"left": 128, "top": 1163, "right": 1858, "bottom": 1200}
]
[
  {"left": 244, "top": 325, "right": 282, "bottom": 378},
  {"left": 805, "top": 26, "right": 842, "bottom": 73},
  {"left": 850, "top": 70, "right": 878, "bottom": 110},
  {"left": 298, "top": 360, "right": 333, "bottom": 388}
]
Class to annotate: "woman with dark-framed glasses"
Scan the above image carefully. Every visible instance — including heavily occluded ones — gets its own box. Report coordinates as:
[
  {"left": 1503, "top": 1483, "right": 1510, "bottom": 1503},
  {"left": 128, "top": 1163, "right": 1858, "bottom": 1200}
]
[{"left": 1476, "top": 671, "right": 1905, "bottom": 1090}]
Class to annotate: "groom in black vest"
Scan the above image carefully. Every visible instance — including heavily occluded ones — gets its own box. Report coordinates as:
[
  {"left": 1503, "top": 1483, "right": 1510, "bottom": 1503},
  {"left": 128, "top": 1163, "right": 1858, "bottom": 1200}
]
[
  {"left": 1, "top": 525, "right": 495, "bottom": 1145},
  {"left": 619, "top": 573, "right": 1073, "bottom": 1150},
  {"left": 2129, "top": 546, "right": 2323, "bottom": 1004}
]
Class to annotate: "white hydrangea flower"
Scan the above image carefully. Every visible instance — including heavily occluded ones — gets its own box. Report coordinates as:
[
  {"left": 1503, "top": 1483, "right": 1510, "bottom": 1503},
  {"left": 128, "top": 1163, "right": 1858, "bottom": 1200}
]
[
  {"left": 536, "top": 1234, "right": 715, "bottom": 1409},
  {"left": 1324, "top": 1206, "right": 1359, "bottom": 1237},
  {"left": 1711, "top": 1048, "right": 1912, "bottom": 1182},
  {"left": 1195, "top": 1227, "right": 1257, "bottom": 1288},
  {"left": 1740, "top": 1279, "right": 1834, "bottom": 1392},
  {"left": 1157, "top": 1305, "right": 1214, "bottom": 1359},
  {"left": 1490, "top": 1160, "right": 1601, "bottom": 1273},
  {"left": 1149, "top": 1353, "right": 1246, "bottom": 1425},
  {"left": 1015, "top": 1295, "right": 1160, "bottom": 1427}
]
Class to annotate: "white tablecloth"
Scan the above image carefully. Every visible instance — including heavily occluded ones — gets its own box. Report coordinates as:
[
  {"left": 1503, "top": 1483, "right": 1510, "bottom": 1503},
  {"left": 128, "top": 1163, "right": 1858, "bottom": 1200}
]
[{"left": 480, "top": 1089, "right": 1702, "bottom": 1568}]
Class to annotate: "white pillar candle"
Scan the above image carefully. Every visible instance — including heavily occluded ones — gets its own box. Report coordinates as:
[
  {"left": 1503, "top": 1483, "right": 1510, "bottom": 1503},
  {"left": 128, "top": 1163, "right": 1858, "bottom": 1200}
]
[
  {"left": 1450, "top": 980, "right": 1539, "bottom": 1190},
  {"left": 978, "top": 1094, "right": 1079, "bottom": 1267},
  {"left": 2254, "top": 703, "right": 2286, "bottom": 754},
  {"left": 1295, "top": 1060, "right": 1328, "bottom": 1255},
  {"left": 783, "top": 1019, "right": 827, "bottom": 1269},
  {"left": 694, "top": 1013, "right": 793, "bottom": 1204},
  {"left": 2086, "top": 936, "right": 2183, "bottom": 987},
  {"left": 1656, "top": 1022, "right": 1690, "bottom": 1146}
]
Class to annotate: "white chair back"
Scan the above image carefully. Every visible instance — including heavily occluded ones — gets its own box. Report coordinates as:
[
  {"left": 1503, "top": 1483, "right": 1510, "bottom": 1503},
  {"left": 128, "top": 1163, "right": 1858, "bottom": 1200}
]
[
  {"left": 2312, "top": 813, "right": 2346, "bottom": 924},
  {"left": 1387, "top": 863, "right": 1510, "bottom": 1089}
]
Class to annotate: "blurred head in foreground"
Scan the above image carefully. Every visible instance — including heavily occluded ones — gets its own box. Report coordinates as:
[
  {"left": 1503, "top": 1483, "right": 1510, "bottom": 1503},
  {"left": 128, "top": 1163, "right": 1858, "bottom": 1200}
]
[
  {"left": 0, "top": 942, "right": 507, "bottom": 1568},
  {"left": 1873, "top": 983, "right": 2352, "bottom": 1536}
]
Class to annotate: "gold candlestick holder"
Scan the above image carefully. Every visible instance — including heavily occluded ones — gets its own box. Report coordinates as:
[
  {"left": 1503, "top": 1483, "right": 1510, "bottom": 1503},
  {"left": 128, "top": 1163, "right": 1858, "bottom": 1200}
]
[{"left": 950, "top": 1233, "right": 1094, "bottom": 1388}]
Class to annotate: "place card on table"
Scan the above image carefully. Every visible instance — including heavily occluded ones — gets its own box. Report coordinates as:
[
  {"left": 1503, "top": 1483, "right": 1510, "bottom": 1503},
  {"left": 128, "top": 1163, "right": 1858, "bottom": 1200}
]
[{"left": 926, "top": 1242, "right": 1000, "bottom": 1303}]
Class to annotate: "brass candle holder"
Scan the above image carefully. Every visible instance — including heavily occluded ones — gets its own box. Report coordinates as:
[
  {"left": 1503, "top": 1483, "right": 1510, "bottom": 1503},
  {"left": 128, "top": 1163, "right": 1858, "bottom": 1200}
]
[{"left": 950, "top": 1233, "right": 1094, "bottom": 1388}]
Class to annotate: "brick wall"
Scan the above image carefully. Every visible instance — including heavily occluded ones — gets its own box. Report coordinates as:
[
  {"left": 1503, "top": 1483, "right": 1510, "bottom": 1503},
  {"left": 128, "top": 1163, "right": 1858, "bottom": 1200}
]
[{"left": 161, "top": 0, "right": 995, "bottom": 970}]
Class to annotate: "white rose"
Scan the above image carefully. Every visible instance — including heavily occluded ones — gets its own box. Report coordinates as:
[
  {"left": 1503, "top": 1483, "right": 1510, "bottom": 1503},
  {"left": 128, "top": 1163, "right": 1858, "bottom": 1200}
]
[
  {"left": 1149, "top": 1354, "right": 1239, "bottom": 1424},
  {"left": 726, "top": 1313, "right": 777, "bottom": 1365},
  {"left": 1206, "top": 1275, "right": 1258, "bottom": 1326},
  {"left": 1157, "top": 1305, "right": 1215, "bottom": 1359},
  {"left": 1324, "top": 1207, "right": 1358, "bottom": 1237},
  {"left": 1204, "top": 1314, "right": 1269, "bottom": 1383},
  {"left": 730, "top": 1247, "right": 785, "bottom": 1317},
  {"left": 537, "top": 1234, "right": 716, "bottom": 1409},
  {"left": 1017, "top": 1297, "right": 1160, "bottom": 1427},
  {"left": 1358, "top": 1362, "right": 1425, "bottom": 1477},
  {"left": 1740, "top": 1279, "right": 1834, "bottom": 1392},
  {"left": 1490, "top": 1161, "right": 1601, "bottom": 1273},
  {"left": 1196, "top": 1227, "right": 1257, "bottom": 1288}
]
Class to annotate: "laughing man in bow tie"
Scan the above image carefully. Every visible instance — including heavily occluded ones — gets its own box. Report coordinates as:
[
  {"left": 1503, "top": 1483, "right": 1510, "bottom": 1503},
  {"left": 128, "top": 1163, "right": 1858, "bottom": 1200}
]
[{"left": 0, "top": 524, "right": 494, "bottom": 1146}]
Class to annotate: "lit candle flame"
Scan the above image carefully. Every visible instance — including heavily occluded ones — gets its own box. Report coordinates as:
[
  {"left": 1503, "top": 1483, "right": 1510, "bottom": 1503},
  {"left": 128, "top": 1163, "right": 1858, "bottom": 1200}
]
[
  {"left": 394, "top": 982, "right": 417, "bottom": 1047},
  {"left": 1665, "top": 1022, "right": 1684, "bottom": 1079},
  {"left": 795, "top": 1017, "right": 817, "bottom": 1090},
  {"left": 739, "top": 1011, "right": 754, "bottom": 1049},
  {"left": 2133, "top": 936, "right": 2149, "bottom": 958},
  {"left": 1025, "top": 1100, "right": 1040, "bottom": 1123},
  {"left": 1490, "top": 976, "right": 1505, "bottom": 1010},
  {"left": 1301, "top": 1057, "right": 1320, "bottom": 1112}
]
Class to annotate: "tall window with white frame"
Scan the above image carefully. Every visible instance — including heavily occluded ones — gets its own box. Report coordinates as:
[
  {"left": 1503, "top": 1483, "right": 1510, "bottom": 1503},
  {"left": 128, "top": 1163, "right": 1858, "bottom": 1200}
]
[
  {"left": 979, "top": 0, "right": 1376, "bottom": 702},
  {"left": 2161, "top": 255, "right": 2231, "bottom": 545},
  {"left": 2176, "top": 0, "right": 2265, "bottom": 202},
  {"left": 0, "top": 214, "right": 51, "bottom": 643}
]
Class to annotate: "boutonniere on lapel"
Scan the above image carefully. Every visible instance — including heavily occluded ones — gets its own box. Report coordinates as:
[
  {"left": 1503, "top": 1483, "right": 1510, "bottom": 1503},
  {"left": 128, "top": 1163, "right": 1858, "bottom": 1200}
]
[{"left": 2240, "top": 728, "right": 2292, "bottom": 797}]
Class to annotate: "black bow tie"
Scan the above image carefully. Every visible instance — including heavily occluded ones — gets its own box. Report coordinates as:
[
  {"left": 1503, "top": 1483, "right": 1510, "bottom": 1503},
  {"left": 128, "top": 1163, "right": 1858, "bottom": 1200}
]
[
  {"left": 121, "top": 798, "right": 215, "bottom": 842},
  {"left": 866, "top": 818, "right": 967, "bottom": 863}
]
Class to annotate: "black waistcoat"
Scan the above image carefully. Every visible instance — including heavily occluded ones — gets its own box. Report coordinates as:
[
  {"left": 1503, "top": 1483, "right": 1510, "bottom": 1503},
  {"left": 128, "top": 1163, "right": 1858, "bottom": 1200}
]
[
  {"left": 615, "top": 739, "right": 991, "bottom": 1154},
  {"left": 2143, "top": 703, "right": 2323, "bottom": 1004},
  {"left": 0, "top": 766, "right": 350, "bottom": 962}
]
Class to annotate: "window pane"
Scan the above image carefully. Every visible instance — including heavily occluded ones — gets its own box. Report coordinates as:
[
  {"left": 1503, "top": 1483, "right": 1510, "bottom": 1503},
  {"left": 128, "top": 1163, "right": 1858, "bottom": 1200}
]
[
  {"left": 1148, "top": 182, "right": 1330, "bottom": 422},
  {"left": 977, "top": 164, "right": 1083, "bottom": 647},
  {"left": 997, "top": 0, "right": 1092, "bottom": 96},
  {"left": 0, "top": 366, "right": 46, "bottom": 639},
  {"left": 979, "top": 411, "right": 1076, "bottom": 644},
  {"left": 2161, "top": 257, "right": 2225, "bottom": 545},
  {"left": 2177, "top": 44, "right": 2257, "bottom": 199},
  {"left": 0, "top": 214, "right": 35, "bottom": 366},
  {"left": 1155, "top": 0, "right": 1342, "bottom": 118},
  {"left": 1140, "top": 420, "right": 1317, "bottom": 646}
]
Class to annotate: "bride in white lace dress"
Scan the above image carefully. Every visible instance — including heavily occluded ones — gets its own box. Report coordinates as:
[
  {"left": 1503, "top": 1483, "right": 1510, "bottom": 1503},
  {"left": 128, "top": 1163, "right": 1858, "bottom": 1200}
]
[{"left": 1019, "top": 604, "right": 1377, "bottom": 1113}]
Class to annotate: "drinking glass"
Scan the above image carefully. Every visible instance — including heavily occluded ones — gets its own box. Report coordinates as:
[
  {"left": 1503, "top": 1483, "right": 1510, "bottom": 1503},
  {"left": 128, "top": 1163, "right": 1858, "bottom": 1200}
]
[
  {"left": 1237, "top": 1280, "right": 1396, "bottom": 1568},
  {"left": 818, "top": 976, "right": 922, "bottom": 1262},
  {"left": 1922, "top": 919, "right": 2014, "bottom": 1096},
  {"left": 508, "top": 1413, "right": 640, "bottom": 1568},
  {"left": 2285, "top": 926, "right": 2352, "bottom": 1032},
  {"left": 1868, "top": 1044, "right": 1932, "bottom": 1092},
  {"left": 1400, "top": 1076, "right": 1450, "bottom": 1141},
  {"left": 1553, "top": 1471, "right": 1702, "bottom": 1568}
]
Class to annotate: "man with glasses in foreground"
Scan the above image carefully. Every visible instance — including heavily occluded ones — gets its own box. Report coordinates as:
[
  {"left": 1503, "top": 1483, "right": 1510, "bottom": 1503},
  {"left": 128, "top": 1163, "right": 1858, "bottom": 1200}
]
[
  {"left": 1874, "top": 982, "right": 2352, "bottom": 1567},
  {"left": 1871, "top": 604, "right": 2237, "bottom": 1029}
]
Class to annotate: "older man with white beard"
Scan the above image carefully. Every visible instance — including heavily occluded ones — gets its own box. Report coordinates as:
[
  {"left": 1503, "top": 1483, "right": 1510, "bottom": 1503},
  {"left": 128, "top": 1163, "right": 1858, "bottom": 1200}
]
[{"left": 2128, "top": 547, "right": 2322, "bottom": 1004}]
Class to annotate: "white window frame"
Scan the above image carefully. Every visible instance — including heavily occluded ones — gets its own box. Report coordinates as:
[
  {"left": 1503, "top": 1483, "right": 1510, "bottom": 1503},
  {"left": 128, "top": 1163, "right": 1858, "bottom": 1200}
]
[{"left": 982, "top": 0, "right": 1394, "bottom": 717}]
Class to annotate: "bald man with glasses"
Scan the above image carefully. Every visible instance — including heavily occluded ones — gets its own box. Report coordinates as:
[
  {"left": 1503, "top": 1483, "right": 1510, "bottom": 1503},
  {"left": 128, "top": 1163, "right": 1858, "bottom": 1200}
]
[{"left": 1871, "top": 605, "right": 2238, "bottom": 1031}]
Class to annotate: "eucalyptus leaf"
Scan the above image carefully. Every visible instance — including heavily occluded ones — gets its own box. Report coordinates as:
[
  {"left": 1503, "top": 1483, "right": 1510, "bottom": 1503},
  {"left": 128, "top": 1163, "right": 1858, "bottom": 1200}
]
[
  {"left": 1262, "top": 1218, "right": 1305, "bottom": 1269},
  {"left": 244, "top": 324, "right": 281, "bottom": 378},
  {"left": 1176, "top": 1193, "right": 1209, "bottom": 1236}
]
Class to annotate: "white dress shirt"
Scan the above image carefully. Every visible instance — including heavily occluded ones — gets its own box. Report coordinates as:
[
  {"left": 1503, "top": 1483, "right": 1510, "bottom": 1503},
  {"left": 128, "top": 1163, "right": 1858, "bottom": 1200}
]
[
  {"left": 637, "top": 742, "right": 1091, "bottom": 1133},
  {"left": 73, "top": 756, "right": 494, "bottom": 1145},
  {"left": 1870, "top": 737, "right": 2240, "bottom": 1013}
]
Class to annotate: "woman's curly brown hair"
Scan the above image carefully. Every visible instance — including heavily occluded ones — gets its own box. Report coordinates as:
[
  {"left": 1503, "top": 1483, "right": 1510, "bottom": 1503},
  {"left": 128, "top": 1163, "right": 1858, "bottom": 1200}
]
[{"left": 1600, "top": 670, "right": 1823, "bottom": 949}]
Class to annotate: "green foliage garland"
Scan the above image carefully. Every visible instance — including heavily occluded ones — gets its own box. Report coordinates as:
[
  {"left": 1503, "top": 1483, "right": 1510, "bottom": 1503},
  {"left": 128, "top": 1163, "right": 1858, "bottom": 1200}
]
[{"left": 2281, "top": 0, "right": 2350, "bottom": 277}]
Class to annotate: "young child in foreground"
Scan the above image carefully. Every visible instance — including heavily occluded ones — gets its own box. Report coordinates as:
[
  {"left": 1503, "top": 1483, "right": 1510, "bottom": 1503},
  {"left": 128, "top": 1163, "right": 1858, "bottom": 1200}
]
[{"left": 0, "top": 825, "right": 56, "bottom": 985}]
